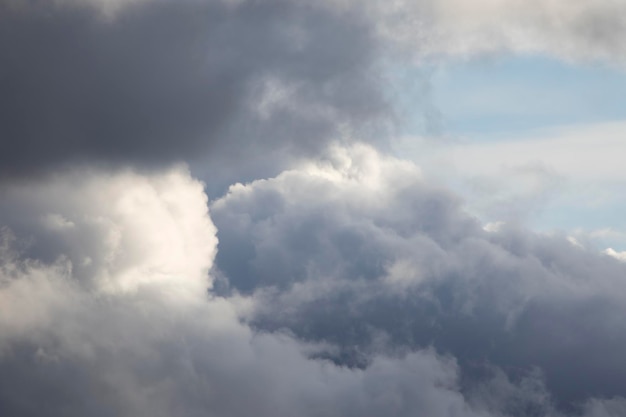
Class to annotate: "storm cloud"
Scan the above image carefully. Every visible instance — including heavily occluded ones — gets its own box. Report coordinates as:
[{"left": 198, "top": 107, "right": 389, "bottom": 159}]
[
  {"left": 3, "top": 0, "right": 626, "bottom": 416},
  {"left": 0, "top": 0, "right": 385, "bottom": 179},
  {"left": 4, "top": 0, "right": 626, "bottom": 180}
]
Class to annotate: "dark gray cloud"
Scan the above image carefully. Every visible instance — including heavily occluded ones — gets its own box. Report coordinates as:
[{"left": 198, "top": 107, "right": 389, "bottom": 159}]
[
  {"left": 0, "top": 0, "right": 386, "bottom": 180},
  {"left": 211, "top": 144, "right": 626, "bottom": 415},
  {"left": 4, "top": 0, "right": 626, "bottom": 182},
  {"left": 4, "top": 0, "right": 626, "bottom": 184}
]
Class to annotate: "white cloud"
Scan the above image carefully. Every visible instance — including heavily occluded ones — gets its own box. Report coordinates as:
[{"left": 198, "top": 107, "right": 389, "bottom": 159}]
[
  {"left": 605, "top": 248, "right": 626, "bottom": 262},
  {"left": 0, "top": 166, "right": 216, "bottom": 299}
]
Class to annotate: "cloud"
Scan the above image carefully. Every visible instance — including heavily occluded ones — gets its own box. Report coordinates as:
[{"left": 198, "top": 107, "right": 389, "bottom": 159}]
[
  {"left": 211, "top": 143, "right": 626, "bottom": 413},
  {"left": 3, "top": 1, "right": 626, "bottom": 415},
  {"left": 362, "top": 0, "right": 626, "bottom": 63},
  {"left": 0, "top": 0, "right": 387, "bottom": 180},
  {"left": 5, "top": 0, "right": 626, "bottom": 182},
  {"left": 0, "top": 166, "right": 216, "bottom": 301},
  {"left": 396, "top": 122, "right": 626, "bottom": 228},
  {"left": 392, "top": 121, "right": 626, "bottom": 229},
  {"left": 438, "top": 122, "right": 626, "bottom": 182},
  {"left": 605, "top": 248, "right": 626, "bottom": 262},
  {"left": 0, "top": 163, "right": 506, "bottom": 417},
  {"left": 1, "top": 144, "right": 626, "bottom": 415}
]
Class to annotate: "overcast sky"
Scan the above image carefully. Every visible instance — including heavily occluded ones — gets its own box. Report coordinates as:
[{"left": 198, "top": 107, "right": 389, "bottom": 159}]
[{"left": 2, "top": 1, "right": 626, "bottom": 416}]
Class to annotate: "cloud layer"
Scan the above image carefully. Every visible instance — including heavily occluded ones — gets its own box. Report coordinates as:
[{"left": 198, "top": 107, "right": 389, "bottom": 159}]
[{"left": 3, "top": 1, "right": 626, "bottom": 416}]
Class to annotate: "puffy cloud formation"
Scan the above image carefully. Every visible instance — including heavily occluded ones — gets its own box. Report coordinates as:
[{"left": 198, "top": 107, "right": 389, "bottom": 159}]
[
  {"left": 3, "top": 0, "right": 626, "bottom": 416},
  {"left": 0, "top": 166, "right": 216, "bottom": 297},
  {"left": 1, "top": 145, "right": 626, "bottom": 416},
  {"left": 212, "top": 144, "right": 626, "bottom": 415},
  {"left": 0, "top": 164, "right": 491, "bottom": 417}
]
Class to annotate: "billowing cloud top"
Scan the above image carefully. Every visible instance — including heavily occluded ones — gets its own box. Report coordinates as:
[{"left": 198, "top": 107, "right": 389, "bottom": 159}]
[
  {"left": 212, "top": 145, "right": 626, "bottom": 411},
  {"left": 2, "top": 0, "right": 626, "bottom": 416},
  {"left": 2, "top": 145, "right": 626, "bottom": 416}
]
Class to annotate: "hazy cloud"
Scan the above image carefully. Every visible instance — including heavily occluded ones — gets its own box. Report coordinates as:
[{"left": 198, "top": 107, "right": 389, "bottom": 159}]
[{"left": 362, "top": 0, "right": 626, "bottom": 63}]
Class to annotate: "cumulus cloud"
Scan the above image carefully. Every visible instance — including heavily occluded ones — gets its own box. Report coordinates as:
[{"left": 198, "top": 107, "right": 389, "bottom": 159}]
[
  {"left": 0, "top": 164, "right": 499, "bottom": 417},
  {"left": 0, "top": 166, "right": 216, "bottom": 297},
  {"left": 1, "top": 144, "right": 626, "bottom": 416},
  {"left": 3, "top": 1, "right": 626, "bottom": 415},
  {"left": 211, "top": 144, "right": 626, "bottom": 414}
]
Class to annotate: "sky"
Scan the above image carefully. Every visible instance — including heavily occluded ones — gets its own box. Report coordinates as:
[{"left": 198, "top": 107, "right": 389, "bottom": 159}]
[
  {"left": 2, "top": 1, "right": 626, "bottom": 416},
  {"left": 392, "top": 55, "right": 626, "bottom": 251}
]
